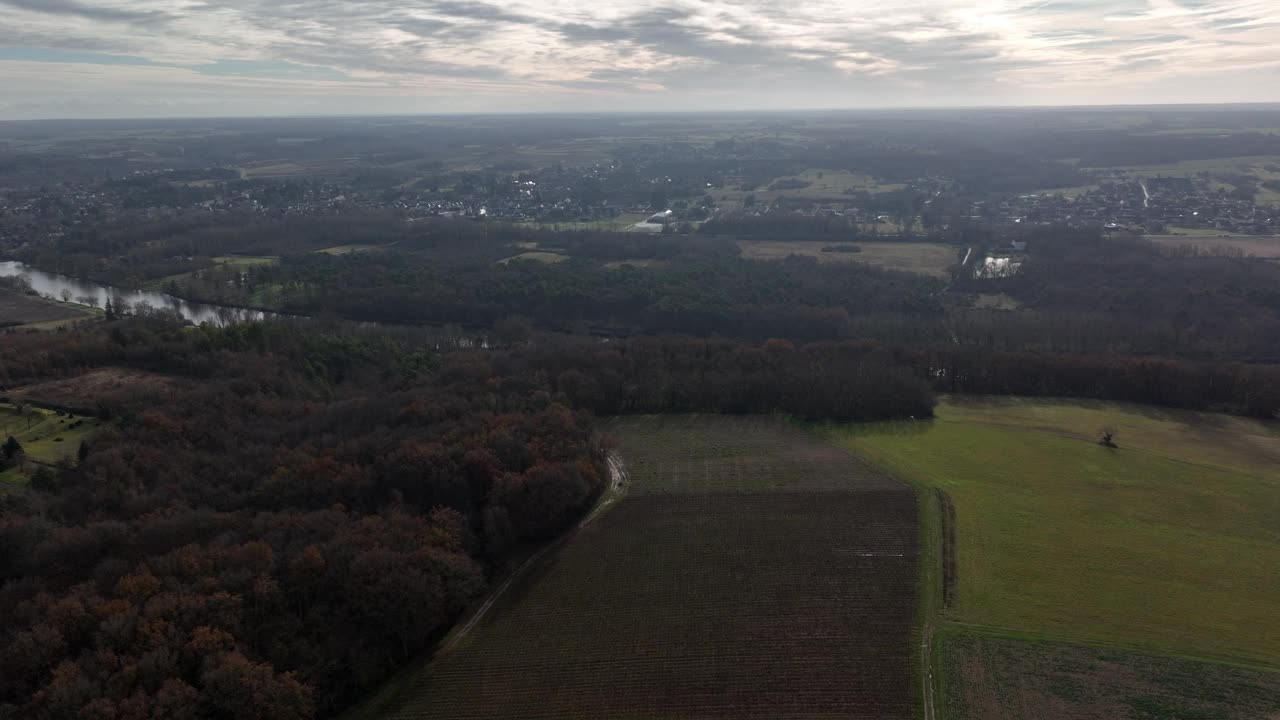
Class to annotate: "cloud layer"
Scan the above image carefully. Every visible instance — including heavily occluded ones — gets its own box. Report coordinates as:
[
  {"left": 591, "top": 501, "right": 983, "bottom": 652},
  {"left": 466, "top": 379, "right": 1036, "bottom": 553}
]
[{"left": 0, "top": 0, "right": 1277, "bottom": 118}]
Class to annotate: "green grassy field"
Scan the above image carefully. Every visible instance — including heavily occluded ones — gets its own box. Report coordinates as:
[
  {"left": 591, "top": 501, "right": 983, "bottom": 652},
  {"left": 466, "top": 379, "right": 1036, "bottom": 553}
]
[
  {"left": 315, "top": 244, "right": 395, "bottom": 255},
  {"left": 763, "top": 168, "right": 907, "bottom": 199},
  {"left": 0, "top": 403, "right": 99, "bottom": 484},
  {"left": 829, "top": 396, "right": 1280, "bottom": 666},
  {"left": 497, "top": 250, "right": 569, "bottom": 265},
  {"left": 349, "top": 416, "right": 920, "bottom": 719},
  {"left": 1101, "top": 155, "right": 1280, "bottom": 177},
  {"left": 147, "top": 255, "right": 279, "bottom": 292},
  {"left": 940, "top": 631, "right": 1280, "bottom": 720},
  {"left": 214, "top": 254, "right": 278, "bottom": 266},
  {"left": 0, "top": 289, "right": 99, "bottom": 329},
  {"left": 242, "top": 161, "right": 311, "bottom": 178},
  {"left": 1029, "top": 185, "right": 1100, "bottom": 199},
  {"left": 516, "top": 213, "right": 651, "bottom": 232},
  {"left": 738, "top": 240, "right": 959, "bottom": 277},
  {"left": 712, "top": 167, "right": 906, "bottom": 211}
]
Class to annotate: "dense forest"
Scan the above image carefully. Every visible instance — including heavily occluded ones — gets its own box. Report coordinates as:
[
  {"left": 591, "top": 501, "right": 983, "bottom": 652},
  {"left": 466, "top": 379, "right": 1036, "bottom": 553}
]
[
  {"left": 0, "top": 318, "right": 940, "bottom": 720},
  {"left": 0, "top": 320, "right": 607, "bottom": 719},
  {"left": 2, "top": 288, "right": 1277, "bottom": 718},
  {"left": 259, "top": 253, "right": 943, "bottom": 338},
  {"left": 16, "top": 207, "right": 1280, "bottom": 361}
]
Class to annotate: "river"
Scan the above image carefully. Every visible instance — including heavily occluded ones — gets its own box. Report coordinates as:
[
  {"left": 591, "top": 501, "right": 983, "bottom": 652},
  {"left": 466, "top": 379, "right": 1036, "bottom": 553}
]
[{"left": 0, "top": 261, "right": 272, "bottom": 327}]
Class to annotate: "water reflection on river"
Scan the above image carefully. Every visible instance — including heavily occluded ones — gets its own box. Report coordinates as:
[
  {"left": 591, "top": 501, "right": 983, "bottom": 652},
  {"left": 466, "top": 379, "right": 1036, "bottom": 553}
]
[{"left": 0, "top": 261, "right": 270, "bottom": 327}]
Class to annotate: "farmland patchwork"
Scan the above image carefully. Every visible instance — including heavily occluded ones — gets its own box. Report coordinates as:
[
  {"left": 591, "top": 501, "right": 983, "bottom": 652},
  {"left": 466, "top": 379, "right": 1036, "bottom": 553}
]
[{"left": 366, "top": 416, "right": 920, "bottom": 719}]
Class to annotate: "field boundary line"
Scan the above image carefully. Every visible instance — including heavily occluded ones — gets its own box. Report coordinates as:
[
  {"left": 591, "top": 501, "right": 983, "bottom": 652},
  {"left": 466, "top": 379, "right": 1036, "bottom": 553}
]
[
  {"left": 815, "top": 427, "right": 940, "bottom": 720},
  {"left": 439, "top": 452, "right": 629, "bottom": 656},
  {"left": 941, "top": 620, "right": 1280, "bottom": 675}
]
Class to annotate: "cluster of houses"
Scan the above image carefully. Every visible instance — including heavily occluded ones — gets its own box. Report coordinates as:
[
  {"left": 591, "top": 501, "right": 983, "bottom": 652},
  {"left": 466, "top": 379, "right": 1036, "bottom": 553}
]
[{"left": 1001, "top": 177, "right": 1279, "bottom": 235}]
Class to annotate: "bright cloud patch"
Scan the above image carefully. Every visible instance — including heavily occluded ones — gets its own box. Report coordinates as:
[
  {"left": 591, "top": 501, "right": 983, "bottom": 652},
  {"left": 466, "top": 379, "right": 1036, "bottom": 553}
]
[{"left": 0, "top": 0, "right": 1276, "bottom": 117}]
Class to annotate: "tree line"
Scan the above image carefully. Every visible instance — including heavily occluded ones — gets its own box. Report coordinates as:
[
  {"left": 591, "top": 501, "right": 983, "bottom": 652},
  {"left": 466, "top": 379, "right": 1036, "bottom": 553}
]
[{"left": 0, "top": 318, "right": 941, "bottom": 720}]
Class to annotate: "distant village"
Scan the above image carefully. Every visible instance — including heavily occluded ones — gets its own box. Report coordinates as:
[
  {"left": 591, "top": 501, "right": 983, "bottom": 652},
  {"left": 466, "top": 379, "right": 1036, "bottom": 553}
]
[
  {"left": 1, "top": 160, "right": 1277, "bottom": 251},
  {"left": 1002, "top": 176, "right": 1280, "bottom": 235}
]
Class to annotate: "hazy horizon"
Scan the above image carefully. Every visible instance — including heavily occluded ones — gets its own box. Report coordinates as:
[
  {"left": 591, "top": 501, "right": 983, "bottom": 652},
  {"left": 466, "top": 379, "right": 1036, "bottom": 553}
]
[
  {"left": 6, "top": 101, "right": 1280, "bottom": 126},
  {"left": 1, "top": 0, "right": 1278, "bottom": 120}
]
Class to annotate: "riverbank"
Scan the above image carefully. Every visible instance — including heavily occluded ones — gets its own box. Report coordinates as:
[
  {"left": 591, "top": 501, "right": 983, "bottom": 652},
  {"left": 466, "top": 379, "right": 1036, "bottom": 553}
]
[
  {"left": 0, "top": 260, "right": 275, "bottom": 327},
  {"left": 0, "top": 287, "right": 101, "bottom": 330}
]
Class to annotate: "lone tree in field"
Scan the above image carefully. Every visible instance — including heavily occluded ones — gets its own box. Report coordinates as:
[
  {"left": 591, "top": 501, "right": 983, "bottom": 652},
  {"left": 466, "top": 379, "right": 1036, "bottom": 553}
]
[
  {"left": 3, "top": 435, "right": 22, "bottom": 461},
  {"left": 1098, "top": 426, "right": 1118, "bottom": 448},
  {"left": 17, "top": 403, "right": 34, "bottom": 429}
]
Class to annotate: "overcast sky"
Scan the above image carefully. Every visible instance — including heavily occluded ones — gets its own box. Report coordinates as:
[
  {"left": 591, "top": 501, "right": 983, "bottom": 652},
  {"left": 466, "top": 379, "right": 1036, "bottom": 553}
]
[{"left": 0, "top": 0, "right": 1277, "bottom": 119}]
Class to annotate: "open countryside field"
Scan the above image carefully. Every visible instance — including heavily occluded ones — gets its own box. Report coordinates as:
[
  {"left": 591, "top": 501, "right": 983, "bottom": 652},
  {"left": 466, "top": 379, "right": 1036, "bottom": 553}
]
[
  {"left": 1100, "top": 155, "right": 1280, "bottom": 178},
  {"left": 1029, "top": 185, "right": 1099, "bottom": 199},
  {"left": 712, "top": 168, "right": 906, "bottom": 211},
  {"left": 941, "top": 632, "right": 1280, "bottom": 720},
  {"left": 0, "top": 289, "right": 98, "bottom": 329},
  {"left": 147, "top": 254, "right": 278, "bottom": 291},
  {"left": 354, "top": 416, "right": 920, "bottom": 720},
  {"left": 316, "top": 244, "right": 397, "bottom": 255},
  {"left": 617, "top": 416, "right": 906, "bottom": 495},
  {"left": 738, "top": 240, "right": 959, "bottom": 278},
  {"left": 759, "top": 169, "right": 907, "bottom": 199},
  {"left": 0, "top": 403, "right": 99, "bottom": 485},
  {"left": 214, "top": 254, "right": 278, "bottom": 266},
  {"left": 829, "top": 396, "right": 1280, "bottom": 672},
  {"left": 1147, "top": 233, "right": 1280, "bottom": 258},
  {"left": 497, "top": 250, "right": 569, "bottom": 265},
  {"left": 518, "top": 213, "right": 652, "bottom": 232}
]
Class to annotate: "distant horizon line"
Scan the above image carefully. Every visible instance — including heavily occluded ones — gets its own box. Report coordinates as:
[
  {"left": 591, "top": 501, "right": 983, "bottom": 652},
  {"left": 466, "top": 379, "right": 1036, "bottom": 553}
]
[{"left": 3, "top": 100, "right": 1280, "bottom": 124}]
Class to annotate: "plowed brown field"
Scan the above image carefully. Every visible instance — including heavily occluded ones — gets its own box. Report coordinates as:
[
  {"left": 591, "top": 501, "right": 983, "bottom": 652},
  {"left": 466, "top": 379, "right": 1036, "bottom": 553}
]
[{"left": 363, "top": 416, "right": 920, "bottom": 719}]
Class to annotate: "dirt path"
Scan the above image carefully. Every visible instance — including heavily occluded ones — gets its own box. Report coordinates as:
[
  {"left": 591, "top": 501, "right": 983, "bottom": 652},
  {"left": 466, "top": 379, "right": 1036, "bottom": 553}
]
[
  {"left": 922, "top": 621, "right": 937, "bottom": 720},
  {"left": 438, "top": 454, "right": 629, "bottom": 655}
]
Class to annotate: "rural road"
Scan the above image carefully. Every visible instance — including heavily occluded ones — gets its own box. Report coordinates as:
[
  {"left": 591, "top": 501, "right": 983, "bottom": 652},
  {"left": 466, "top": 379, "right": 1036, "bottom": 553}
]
[{"left": 922, "top": 622, "right": 937, "bottom": 720}]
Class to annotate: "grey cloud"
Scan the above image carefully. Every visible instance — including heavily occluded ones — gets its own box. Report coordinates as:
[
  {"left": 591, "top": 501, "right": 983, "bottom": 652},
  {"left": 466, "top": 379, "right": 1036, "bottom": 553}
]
[
  {"left": 1, "top": 0, "right": 1277, "bottom": 117},
  {"left": 0, "top": 0, "right": 172, "bottom": 24},
  {"left": 427, "top": 0, "right": 538, "bottom": 25}
]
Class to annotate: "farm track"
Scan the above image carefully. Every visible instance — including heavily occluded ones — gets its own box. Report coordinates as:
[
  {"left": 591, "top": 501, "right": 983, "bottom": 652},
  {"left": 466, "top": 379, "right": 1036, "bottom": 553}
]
[
  {"left": 372, "top": 416, "right": 921, "bottom": 720},
  {"left": 438, "top": 453, "right": 630, "bottom": 656}
]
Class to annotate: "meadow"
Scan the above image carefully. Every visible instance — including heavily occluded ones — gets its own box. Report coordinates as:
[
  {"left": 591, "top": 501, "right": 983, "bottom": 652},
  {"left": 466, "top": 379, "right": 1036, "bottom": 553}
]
[
  {"left": 1147, "top": 233, "right": 1280, "bottom": 258},
  {"left": 832, "top": 397, "right": 1280, "bottom": 664},
  {"left": 711, "top": 168, "right": 906, "bottom": 211},
  {"left": 0, "top": 289, "right": 98, "bottom": 329},
  {"left": 759, "top": 168, "right": 907, "bottom": 199},
  {"left": 213, "top": 254, "right": 278, "bottom": 266},
  {"left": 350, "top": 416, "right": 920, "bottom": 720},
  {"left": 828, "top": 396, "right": 1280, "bottom": 717},
  {"left": 517, "top": 213, "right": 651, "bottom": 232},
  {"left": 941, "top": 631, "right": 1280, "bottom": 720},
  {"left": 497, "top": 250, "right": 570, "bottom": 265},
  {"left": 737, "top": 240, "right": 958, "bottom": 278},
  {"left": 316, "top": 244, "right": 396, "bottom": 255},
  {"left": 0, "top": 403, "right": 99, "bottom": 485},
  {"left": 1102, "top": 154, "right": 1280, "bottom": 178}
]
